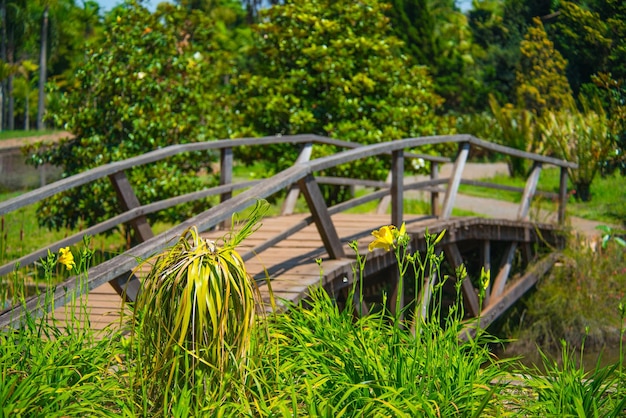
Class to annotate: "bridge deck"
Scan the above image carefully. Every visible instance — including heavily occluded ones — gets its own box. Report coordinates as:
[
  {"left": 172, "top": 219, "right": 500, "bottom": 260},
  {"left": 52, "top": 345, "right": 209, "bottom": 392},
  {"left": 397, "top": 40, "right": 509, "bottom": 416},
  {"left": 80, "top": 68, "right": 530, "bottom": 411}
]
[{"left": 53, "top": 213, "right": 560, "bottom": 334}]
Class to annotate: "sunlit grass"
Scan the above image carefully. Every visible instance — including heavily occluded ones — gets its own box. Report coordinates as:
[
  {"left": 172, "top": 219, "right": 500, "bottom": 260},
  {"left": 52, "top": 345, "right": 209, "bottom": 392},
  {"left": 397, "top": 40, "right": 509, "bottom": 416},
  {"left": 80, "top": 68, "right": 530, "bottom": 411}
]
[
  {"left": 0, "top": 129, "right": 60, "bottom": 141},
  {"left": 459, "top": 167, "right": 625, "bottom": 225}
]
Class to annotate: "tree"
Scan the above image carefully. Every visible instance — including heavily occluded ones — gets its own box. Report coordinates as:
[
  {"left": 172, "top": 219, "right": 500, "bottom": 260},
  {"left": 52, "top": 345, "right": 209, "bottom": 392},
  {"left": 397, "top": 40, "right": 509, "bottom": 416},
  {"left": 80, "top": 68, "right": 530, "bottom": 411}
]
[
  {"left": 385, "top": 0, "right": 435, "bottom": 65},
  {"left": 233, "top": 0, "right": 446, "bottom": 204},
  {"left": 515, "top": 17, "right": 574, "bottom": 116},
  {"left": 548, "top": 1, "right": 611, "bottom": 97},
  {"left": 36, "top": 4, "right": 47, "bottom": 130},
  {"left": 28, "top": 0, "right": 241, "bottom": 231}
]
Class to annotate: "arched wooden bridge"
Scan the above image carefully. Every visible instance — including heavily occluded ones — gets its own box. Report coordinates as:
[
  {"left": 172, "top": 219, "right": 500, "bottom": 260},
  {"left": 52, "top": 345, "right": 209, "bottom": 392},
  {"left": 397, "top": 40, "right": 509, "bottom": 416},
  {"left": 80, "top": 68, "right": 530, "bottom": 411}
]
[{"left": 0, "top": 134, "right": 575, "bottom": 335}]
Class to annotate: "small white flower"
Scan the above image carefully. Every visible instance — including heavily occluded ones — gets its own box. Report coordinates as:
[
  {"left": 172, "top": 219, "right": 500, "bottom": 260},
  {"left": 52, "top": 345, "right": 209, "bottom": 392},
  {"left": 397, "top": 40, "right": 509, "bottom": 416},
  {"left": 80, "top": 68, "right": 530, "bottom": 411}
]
[
  {"left": 193, "top": 51, "right": 203, "bottom": 61},
  {"left": 137, "top": 71, "right": 146, "bottom": 80}
]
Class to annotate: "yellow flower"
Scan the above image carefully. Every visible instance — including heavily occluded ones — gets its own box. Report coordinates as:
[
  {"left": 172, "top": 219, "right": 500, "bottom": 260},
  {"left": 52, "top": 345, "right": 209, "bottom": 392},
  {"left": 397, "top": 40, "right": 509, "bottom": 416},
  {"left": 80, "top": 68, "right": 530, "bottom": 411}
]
[
  {"left": 58, "top": 247, "right": 76, "bottom": 271},
  {"left": 368, "top": 225, "right": 396, "bottom": 252}
]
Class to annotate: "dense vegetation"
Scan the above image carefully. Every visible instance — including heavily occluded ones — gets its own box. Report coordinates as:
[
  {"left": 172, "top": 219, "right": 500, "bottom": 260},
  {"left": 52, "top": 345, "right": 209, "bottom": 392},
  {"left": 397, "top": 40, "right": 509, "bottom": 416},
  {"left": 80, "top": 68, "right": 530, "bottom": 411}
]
[
  {"left": 0, "top": 1, "right": 625, "bottom": 413},
  {"left": 2, "top": 214, "right": 624, "bottom": 416},
  {"left": 1, "top": 0, "right": 624, "bottom": 226}
]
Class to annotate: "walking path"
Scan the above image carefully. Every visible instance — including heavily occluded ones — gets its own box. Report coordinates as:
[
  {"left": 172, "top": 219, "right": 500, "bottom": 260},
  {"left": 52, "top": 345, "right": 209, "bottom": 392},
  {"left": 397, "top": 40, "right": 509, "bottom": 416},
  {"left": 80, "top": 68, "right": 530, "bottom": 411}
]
[{"left": 428, "top": 162, "right": 605, "bottom": 239}]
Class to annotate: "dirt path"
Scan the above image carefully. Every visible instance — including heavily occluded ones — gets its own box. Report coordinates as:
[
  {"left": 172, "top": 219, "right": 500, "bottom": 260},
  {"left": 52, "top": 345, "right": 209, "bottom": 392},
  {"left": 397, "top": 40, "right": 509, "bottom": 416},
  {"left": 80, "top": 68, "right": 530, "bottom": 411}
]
[{"left": 0, "top": 131, "right": 73, "bottom": 151}]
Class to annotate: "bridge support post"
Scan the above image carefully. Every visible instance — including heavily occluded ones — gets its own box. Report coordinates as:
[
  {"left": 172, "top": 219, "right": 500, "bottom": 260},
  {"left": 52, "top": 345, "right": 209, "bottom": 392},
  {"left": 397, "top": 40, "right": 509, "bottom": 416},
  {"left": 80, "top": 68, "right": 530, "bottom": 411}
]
[
  {"left": 108, "top": 171, "right": 154, "bottom": 302},
  {"left": 441, "top": 142, "right": 470, "bottom": 220},
  {"left": 219, "top": 147, "right": 234, "bottom": 229},
  {"left": 298, "top": 173, "right": 345, "bottom": 259},
  {"left": 282, "top": 142, "right": 313, "bottom": 215},
  {"left": 517, "top": 162, "right": 542, "bottom": 221},
  {"left": 430, "top": 161, "right": 439, "bottom": 216},
  {"left": 391, "top": 150, "right": 404, "bottom": 227},
  {"left": 558, "top": 166, "right": 568, "bottom": 225}
]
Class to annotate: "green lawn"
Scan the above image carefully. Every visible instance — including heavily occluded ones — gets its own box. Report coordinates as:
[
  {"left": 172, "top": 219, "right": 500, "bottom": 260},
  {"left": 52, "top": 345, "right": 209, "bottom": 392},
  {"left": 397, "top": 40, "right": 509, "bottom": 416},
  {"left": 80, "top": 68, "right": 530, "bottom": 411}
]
[
  {"left": 0, "top": 129, "right": 60, "bottom": 141},
  {"left": 458, "top": 167, "right": 625, "bottom": 226}
]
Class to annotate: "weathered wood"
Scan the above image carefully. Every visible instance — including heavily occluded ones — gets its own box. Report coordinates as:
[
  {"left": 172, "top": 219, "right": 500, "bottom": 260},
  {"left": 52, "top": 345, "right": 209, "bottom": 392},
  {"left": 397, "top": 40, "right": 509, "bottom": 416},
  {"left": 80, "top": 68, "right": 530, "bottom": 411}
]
[
  {"left": 488, "top": 242, "right": 518, "bottom": 305},
  {"left": 220, "top": 147, "right": 233, "bottom": 203},
  {"left": 0, "top": 180, "right": 261, "bottom": 277},
  {"left": 517, "top": 162, "right": 542, "bottom": 221},
  {"left": 391, "top": 149, "right": 404, "bottom": 227},
  {"left": 461, "top": 253, "right": 559, "bottom": 340},
  {"left": 481, "top": 240, "right": 492, "bottom": 306},
  {"left": 282, "top": 142, "right": 313, "bottom": 215},
  {"left": 297, "top": 174, "right": 345, "bottom": 259},
  {"left": 376, "top": 171, "right": 393, "bottom": 215},
  {"left": 430, "top": 161, "right": 439, "bottom": 216},
  {"left": 558, "top": 166, "right": 568, "bottom": 225},
  {"left": 443, "top": 242, "right": 480, "bottom": 317},
  {"left": 441, "top": 142, "right": 470, "bottom": 220},
  {"left": 109, "top": 171, "right": 154, "bottom": 242}
]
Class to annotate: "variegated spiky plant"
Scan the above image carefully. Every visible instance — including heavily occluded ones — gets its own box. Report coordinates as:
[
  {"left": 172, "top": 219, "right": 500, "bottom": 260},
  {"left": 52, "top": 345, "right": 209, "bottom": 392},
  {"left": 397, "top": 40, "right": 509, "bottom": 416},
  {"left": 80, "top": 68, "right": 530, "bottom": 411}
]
[{"left": 131, "top": 200, "right": 267, "bottom": 410}]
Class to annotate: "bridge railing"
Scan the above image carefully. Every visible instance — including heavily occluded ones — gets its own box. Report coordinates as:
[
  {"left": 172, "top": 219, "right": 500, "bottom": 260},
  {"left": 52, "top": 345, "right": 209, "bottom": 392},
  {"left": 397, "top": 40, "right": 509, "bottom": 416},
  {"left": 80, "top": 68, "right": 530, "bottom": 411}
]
[{"left": 0, "top": 134, "right": 576, "bottom": 328}]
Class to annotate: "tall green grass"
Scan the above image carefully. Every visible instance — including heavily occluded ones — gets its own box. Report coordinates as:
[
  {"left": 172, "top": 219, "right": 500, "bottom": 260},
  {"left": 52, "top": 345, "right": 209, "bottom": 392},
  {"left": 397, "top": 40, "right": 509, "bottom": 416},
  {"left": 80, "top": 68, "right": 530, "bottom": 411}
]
[{"left": 1, "top": 211, "right": 624, "bottom": 416}]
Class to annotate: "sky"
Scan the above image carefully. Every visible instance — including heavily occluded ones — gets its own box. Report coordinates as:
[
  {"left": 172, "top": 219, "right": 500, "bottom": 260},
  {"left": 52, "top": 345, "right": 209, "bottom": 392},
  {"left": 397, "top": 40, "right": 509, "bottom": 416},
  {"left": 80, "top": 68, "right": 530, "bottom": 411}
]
[{"left": 95, "top": 0, "right": 473, "bottom": 14}]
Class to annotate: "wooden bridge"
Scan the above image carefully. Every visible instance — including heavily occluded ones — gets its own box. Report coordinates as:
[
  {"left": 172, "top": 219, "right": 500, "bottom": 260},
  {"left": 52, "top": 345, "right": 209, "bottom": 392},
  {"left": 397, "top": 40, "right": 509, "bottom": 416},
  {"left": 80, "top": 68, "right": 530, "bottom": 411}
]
[{"left": 0, "top": 134, "right": 575, "bottom": 334}]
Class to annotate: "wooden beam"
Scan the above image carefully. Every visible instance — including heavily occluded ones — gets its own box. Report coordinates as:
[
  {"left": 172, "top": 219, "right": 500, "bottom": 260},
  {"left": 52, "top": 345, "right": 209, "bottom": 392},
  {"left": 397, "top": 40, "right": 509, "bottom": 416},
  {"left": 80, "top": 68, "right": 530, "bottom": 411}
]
[
  {"left": 220, "top": 147, "right": 233, "bottom": 203},
  {"left": 558, "top": 166, "right": 568, "bottom": 225},
  {"left": 376, "top": 171, "right": 393, "bottom": 215},
  {"left": 109, "top": 171, "right": 153, "bottom": 242},
  {"left": 480, "top": 240, "right": 492, "bottom": 306},
  {"left": 282, "top": 142, "right": 313, "bottom": 215},
  {"left": 297, "top": 174, "right": 345, "bottom": 259},
  {"left": 430, "top": 161, "right": 439, "bottom": 216},
  {"left": 391, "top": 149, "right": 404, "bottom": 228},
  {"left": 517, "top": 162, "right": 542, "bottom": 221},
  {"left": 488, "top": 242, "right": 518, "bottom": 305},
  {"left": 460, "top": 253, "right": 559, "bottom": 340},
  {"left": 441, "top": 142, "right": 470, "bottom": 220},
  {"left": 443, "top": 242, "right": 480, "bottom": 317}
]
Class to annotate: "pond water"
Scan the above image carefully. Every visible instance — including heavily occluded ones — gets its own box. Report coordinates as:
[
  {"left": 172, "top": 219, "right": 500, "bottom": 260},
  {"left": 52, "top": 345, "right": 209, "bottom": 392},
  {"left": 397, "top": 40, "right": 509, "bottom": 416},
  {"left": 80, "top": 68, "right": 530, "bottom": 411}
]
[{"left": 0, "top": 148, "right": 62, "bottom": 191}]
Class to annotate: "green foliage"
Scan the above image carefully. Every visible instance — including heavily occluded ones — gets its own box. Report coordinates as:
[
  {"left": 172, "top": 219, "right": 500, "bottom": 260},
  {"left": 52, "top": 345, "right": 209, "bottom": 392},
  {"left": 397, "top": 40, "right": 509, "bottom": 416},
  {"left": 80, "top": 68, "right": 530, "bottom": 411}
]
[
  {"left": 130, "top": 201, "right": 267, "bottom": 415},
  {"left": 516, "top": 17, "right": 574, "bottom": 116},
  {"left": 26, "top": 1, "right": 244, "bottom": 231},
  {"left": 511, "top": 236, "right": 626, "bottom": 352},
  {"left": 488, "top": 94, "right": 538, "bottom": 177},
  {"left": 549, "top": 1, "right": 612, "bottom": 96},
  {"left": 539, "top": 100, "right": 613, "bottom": 201},
  {"left": 233, "top": 0, "right": 446, "bottom": 204},
  {"left": 518, "top": 340, "right": 626, "bottom": 417},
  {"left": 0, "top": 245, "right": 129, "bottom": 417},
  {"left": 385, "top": 0, "right": 434, "bottom": 66}
]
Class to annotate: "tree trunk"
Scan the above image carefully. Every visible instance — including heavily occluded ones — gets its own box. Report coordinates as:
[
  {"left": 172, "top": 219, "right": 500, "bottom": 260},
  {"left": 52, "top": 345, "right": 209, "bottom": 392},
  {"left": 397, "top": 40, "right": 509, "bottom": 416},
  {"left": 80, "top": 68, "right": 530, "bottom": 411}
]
[
  {"left": 7, "top": 73, "right": 13, "bottom": 130},
  {"left": 575, "top": 181, "right": 591, "bottom": 202},
  {"left": 37, "top": 5, "right": 48, "bottom": 131},
  {"left": 0, "top": 0, "right": 6, "bottom": 131}
]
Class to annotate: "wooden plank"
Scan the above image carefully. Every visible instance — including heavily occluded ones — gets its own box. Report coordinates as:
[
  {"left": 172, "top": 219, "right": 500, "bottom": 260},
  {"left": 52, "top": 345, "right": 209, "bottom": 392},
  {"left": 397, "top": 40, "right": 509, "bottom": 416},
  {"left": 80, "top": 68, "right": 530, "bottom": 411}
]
[
  {"left": 460, "top": 253, "right": 559, "bottom": 340},
  {"left": 297, "top": 174, "right": 345, "bottom": 259},
  {"left": 391, "top": 150, "right": 404, "bottom": 228},
  {"left": 376, "top": 171, "right": 393, "bottom": 215},
  {"left": 480, "top": 240, "right": 492, "bottom": 306},
  {"left": 488, "top": 242, "right": 518, "bottom": 305},
  {"left": 443, "top": 242, "right": 480, "bottom": 317},
  {"left": 108, "top": 171, "right": 154, "bottom": 242},
  {"left": 441, "top": 142, "right": 470, "bottom": 220},
  {"left": 558, "top": 166, "right": 568, "bottom": 225},
  {"left": 517, "top": 162, "right": 542, "bottom": 221},
  {"left": 282, "top": 142, "right": 313, "bottom": 215},
  {"left": 430, "top": 161, "right": 439, "bottom": 216}
]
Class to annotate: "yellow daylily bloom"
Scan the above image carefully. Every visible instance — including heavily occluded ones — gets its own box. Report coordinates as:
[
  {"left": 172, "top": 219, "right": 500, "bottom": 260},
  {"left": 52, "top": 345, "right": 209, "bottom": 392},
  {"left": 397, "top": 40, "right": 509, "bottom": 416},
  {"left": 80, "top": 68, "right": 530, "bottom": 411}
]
[
  {"left": 58, "top": 247, "right": 76, "bottom": 271},
  {"left": 368, "top": 225, "right": 396, "bottom": 252}
]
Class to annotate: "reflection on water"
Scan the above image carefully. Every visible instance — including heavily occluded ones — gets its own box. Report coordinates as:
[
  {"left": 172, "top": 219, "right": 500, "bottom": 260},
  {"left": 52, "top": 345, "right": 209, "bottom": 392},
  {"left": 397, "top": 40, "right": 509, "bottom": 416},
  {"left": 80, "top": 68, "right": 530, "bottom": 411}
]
[
  {"left": 0, "top": 148, "right": 62, "bottom": 191},
  {"left": 495, "top": 341, "right": 624, "bottom": 373}
]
